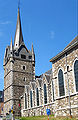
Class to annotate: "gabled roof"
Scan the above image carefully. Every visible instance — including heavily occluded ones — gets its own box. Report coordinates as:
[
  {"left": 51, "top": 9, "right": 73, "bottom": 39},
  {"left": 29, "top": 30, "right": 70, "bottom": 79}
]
[
  {"left": 50, "top": 36, "right": 78, "bottom": 62},
  {"left": 64, "top": 36, "right": 78, "bottom": 51},
  {"left": 17, "top": 42, "right": 29, "bottom": 53},
  {"left": 45, "top": 69, "right": 52, "bottom": 75},
  {"left": 45, "top": 75, "right": 50, "bottom": 83}
]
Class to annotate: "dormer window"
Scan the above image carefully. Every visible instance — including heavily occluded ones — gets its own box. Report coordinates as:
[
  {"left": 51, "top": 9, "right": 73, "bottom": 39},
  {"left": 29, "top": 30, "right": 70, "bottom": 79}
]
[
  {"left": 29, "top": 56, "right": 32, "bottom": 59},
  {"left": 21, "top": 54, "right": 26, "bottom": 59}
]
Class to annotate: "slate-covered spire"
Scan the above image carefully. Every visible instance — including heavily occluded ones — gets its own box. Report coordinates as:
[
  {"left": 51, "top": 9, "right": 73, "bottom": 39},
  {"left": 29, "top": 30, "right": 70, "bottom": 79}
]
[
  {"left": 32, "top": 43, "right": 34, "bottom": 55},
  {"left": 14, "top": 7, "right": 23, "bottom": 49},
  {"left": 31, "top": 43, "right": 35, "bottom": 61}
]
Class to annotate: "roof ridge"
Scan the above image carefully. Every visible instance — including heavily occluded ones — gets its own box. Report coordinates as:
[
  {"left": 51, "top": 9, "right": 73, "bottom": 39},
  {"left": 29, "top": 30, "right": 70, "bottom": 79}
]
[{"left": 64, "top": 36, "right": 78, "bottom": 50}]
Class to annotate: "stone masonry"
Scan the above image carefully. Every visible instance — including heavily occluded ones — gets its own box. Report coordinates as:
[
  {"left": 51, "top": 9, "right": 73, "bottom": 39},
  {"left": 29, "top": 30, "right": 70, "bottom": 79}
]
[{"left": 21, "top": 36, "right": 78, "bottom": 117}]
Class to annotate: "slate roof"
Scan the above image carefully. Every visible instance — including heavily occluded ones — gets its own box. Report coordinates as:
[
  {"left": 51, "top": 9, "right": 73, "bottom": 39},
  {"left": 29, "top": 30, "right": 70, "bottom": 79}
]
[
  {"left": 35, "top": 69, "right": 52, "bottom": 80},
  {"left": 64, "top": 36, "right": 78, "bottom": 50},
  {"left": 45, "top": 75, "right": 50, "bottom": 83},
  {"left": 45, "top": 69, "right": 52, "bottom": 75},
  {"left": 50, "top": 36, "right": 78, "bottom": 62},
  {"left": 14, "top": 8, "right": 24, "bottom": 49}
]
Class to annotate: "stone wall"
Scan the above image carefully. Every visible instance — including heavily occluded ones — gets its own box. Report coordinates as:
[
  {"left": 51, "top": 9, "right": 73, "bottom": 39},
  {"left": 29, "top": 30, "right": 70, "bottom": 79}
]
[
  {"left": 4, "top": 58, "right": 14, "bottom": 116},
  {"left": 22, "top": 41, "right": 78, "bottom": 117},
  {"left": 4, "top": 55, "right": 35, "bottom": 116}
]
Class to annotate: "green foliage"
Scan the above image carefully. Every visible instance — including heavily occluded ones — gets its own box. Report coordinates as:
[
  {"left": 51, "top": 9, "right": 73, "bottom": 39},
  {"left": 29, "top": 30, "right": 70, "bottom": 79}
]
[
  {"left": 51, "top": 112, "right": 55, "bottom": 117},
  {"left": 20, "top": 116, "right": 77, "bottom": 120}
]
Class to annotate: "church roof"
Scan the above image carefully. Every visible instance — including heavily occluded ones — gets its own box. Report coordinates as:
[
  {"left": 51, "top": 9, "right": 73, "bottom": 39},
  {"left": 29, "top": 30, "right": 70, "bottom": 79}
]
[
  {"left": 14, "top": 8, "right": 24, "bottom": 49},
  {"left": 64, "top": 36, "right": 78, "bottom": 50},
  {"left": 45, "top": 69, "right": 52, "bottom": 75},
  {"left": 50, "top": 36, "right": 78, "bottom": 62}
]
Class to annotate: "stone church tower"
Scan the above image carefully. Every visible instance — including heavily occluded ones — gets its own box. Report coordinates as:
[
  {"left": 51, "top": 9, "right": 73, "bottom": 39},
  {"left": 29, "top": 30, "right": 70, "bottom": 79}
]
[{"left": 3, "top": 8, "right": 35, "bottom": 117}]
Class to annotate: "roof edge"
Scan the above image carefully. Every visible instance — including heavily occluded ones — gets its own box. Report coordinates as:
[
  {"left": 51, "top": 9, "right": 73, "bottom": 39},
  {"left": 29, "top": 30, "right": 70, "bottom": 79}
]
[{"left": 50, "top": 35, "right": 78, "bottom": 62}]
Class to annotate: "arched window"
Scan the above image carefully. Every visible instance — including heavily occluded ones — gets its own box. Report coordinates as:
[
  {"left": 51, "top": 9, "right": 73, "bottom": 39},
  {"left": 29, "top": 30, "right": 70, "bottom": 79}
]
[
  {"left": 30, "top": 91, "right": 32, "bottom": 107},
  {"left": 25, "top": 93, "right": 27, "bottom": 109},
  {"left": 74, "top": 60, "right": 78, "bottom": 92},
  {"left": 44, "top": 84, "right": 47, "bottom": 104},
  {"left": 36, "top": 88, "right": 39, "bottom": 106},
  {"left": 58, "top": 69, "right": 65, "bottom": 96},
  {"left": 52, "top": 81, "right": 55, "bottom": 101}
]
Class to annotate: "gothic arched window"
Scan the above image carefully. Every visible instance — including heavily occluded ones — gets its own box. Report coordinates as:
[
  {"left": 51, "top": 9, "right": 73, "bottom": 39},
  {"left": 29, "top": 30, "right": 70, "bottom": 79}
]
[
  {"left": 36, "top": 88, "right": 39, "bottom": 106},
  {"left": 30, "top": 91, "right": 33, "bottom": 107},
  {"left": 74, "top": 60, "right": 78, "bottom": 92},
  {"left": 25, "top": 93, "right": 27, "bottom": 109},
  {"left": 52, "top": 81, "right": 55, "bottom": 101},
  {"left": 58, "top": 69, "right": 65, "bottom": 96},
  {"left": 44, "top": 84, "right": 47, "bottom": 104}
]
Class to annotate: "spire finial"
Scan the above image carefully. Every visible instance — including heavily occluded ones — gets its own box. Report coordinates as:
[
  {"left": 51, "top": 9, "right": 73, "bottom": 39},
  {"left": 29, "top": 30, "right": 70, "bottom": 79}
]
[{"left": 18, "top": 0, "right": 20, "bottom": 9}]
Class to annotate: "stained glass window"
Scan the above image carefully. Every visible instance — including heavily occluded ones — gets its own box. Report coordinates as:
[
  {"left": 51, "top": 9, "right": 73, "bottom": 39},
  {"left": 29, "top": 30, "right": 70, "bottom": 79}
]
[
  {"left": 30, "top": 91, "right": 33, "bottom": 107},
  {"left": 58, "top": 69, "right": 65, "bottom": 96},
  {"left": 36, "top": 88, "right": 39, "bottom": 106},
  {"left": 52, "top": 81, "right": 55, "bottom": 101},
  {"left": 44, "top": 84, "right": 47, "bottom": 104},
  {"left": 74, "top": 60, "right": 78, "bottom": 92},
  {"left": 25, "top": 93, "right": 27, "bottom": 109}
]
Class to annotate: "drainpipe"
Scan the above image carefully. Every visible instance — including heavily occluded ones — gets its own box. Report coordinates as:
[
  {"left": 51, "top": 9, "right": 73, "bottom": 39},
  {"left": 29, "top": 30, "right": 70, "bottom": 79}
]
[{"left": 65, "top": 53, "right": 72, "bottom": 117}]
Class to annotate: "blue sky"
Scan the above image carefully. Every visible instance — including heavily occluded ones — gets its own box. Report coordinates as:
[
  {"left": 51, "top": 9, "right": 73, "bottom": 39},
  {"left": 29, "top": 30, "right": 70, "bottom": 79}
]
[{"left": 0, "top": 0, "right": 77, "bottom": 90}]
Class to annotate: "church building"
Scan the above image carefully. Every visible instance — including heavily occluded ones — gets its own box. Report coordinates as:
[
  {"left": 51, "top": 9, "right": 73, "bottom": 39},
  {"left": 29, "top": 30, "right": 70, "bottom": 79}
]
[{"left": 3, "top": 7, "right": 78, "bottom": 117}]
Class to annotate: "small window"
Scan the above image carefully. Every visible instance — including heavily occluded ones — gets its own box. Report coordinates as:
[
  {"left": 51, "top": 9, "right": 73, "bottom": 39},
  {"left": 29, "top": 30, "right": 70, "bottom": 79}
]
[
  {"left": 23, "top": 77, "right": 26, "bottom": 81},
  {"left": 21, "top": 54, "right": 26, "bottom": 59},
  {"left": 67, "top": 66, "right": 69, "bottom": 72},
  {"left": 16, "top": 44, "right": 17, "bottom": 46},
  {"left": 29, "top": 56, "right": 32, "bottom": 59},
  {"left": 23, "top": 66, "right": 26, "bottom": 70}
]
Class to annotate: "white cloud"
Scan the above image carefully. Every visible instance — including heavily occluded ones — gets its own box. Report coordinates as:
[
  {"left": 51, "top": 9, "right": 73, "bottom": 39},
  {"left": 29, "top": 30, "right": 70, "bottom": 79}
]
[
  {"left": 0, "top": 21, "right": 11, "bottom": 25},
  {"left": 50, "top": 31, "right": 55, "bottom": 39}
]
